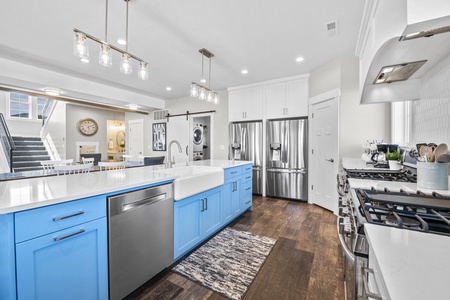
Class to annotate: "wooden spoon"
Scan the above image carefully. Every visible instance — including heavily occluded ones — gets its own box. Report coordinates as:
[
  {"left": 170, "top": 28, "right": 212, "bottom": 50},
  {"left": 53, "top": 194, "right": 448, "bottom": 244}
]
[
  {"left": 434, "top": 143, "right": 448, "bottom": 162},
  {"left": 436, "top": 154, "right": 450, "bottom": 163},
  {"left": 419, "top": 146, "right": 428, "bottom": 158},
  {"left": 427, "top": 147, "right": 435, "bottom": 162}
]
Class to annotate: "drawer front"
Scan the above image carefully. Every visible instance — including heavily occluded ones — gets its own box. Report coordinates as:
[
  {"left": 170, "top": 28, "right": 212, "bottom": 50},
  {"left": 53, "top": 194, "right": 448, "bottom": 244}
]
[
  {"left": 242, "top": 171, "right": 252, "bottom": 183},
  {"left": 242, "top": 195, "right": 252, "bottom": 210},
  {"left": 242, "top": 180, "right": 252, "bottom": 198},
  {"left": 15, "top": 196, "right": 106, "bottom": 243},
  {"left": 242, "top": 164, "right": 253, "bottom": 174},
  {"left": 224, "top": 166, "right": 242, "bottom": 179}
]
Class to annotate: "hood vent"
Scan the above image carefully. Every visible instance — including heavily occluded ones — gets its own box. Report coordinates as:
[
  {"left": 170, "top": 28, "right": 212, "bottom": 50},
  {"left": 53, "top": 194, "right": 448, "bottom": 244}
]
[
  {"left": 400, "top": 25, "right": 450, "bottom": 41},
  {"left": 373, "top": 60, "right": 427, "bottom": 84}
]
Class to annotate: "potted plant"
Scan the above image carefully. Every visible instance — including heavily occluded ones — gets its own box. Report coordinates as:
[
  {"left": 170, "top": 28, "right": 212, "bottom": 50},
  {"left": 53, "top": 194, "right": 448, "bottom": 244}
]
[{"left": 386, "top": 149, "right": 402, "bottom": 170}]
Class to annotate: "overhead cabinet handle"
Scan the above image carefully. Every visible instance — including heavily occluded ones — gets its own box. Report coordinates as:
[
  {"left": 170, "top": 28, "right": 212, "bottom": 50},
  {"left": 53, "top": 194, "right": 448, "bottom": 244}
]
[{"left": 53, "top": 211, "right": 84, "bottom": 222}]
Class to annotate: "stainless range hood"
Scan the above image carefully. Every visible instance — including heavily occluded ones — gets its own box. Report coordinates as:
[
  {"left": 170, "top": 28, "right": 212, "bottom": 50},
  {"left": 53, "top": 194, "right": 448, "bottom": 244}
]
[{"left": 361, "top": 15, "right": 450, "bottom": 104}]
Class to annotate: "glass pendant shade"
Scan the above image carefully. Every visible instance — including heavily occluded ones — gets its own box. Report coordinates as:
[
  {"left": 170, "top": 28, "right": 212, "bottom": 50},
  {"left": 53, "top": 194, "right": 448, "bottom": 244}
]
[
  {"left": 199, "top": 88, "right": 206, "bottom": 100},
  {"left": 138, "top": 61, "right": 148, "bottom": 80},
  {"left": 207, "top": 90, "right": 213, "bottom": 102},
  {"left": 190, "top": 83, "right": 199, "bottom": 97},
  {"left": 73, "top": 32, "right": 89, "bottom": 59},
  {"left": 99, "top": 44, "right": 112, "bottom": 67},
  {"left": 120, "top": 53, "right": 132, "bottom": 74},
  {"left": 213, "top": 93, "right": 219, "bottom": 104}
]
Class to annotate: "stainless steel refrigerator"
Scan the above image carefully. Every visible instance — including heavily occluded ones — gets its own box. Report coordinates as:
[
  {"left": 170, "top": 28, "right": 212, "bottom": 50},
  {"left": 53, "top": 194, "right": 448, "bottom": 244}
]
[
  {"left": 266, "top": 118, "right": 308, "bottom": 201},
  {"left": 229, "top": 121, "right": 263, "bottom": 195}
]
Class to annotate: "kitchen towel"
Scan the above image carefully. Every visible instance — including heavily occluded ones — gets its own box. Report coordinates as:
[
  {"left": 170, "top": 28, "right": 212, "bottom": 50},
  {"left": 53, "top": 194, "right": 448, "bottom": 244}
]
[{"left": 172, "top": 227, "right": 276, "bottom": 300}]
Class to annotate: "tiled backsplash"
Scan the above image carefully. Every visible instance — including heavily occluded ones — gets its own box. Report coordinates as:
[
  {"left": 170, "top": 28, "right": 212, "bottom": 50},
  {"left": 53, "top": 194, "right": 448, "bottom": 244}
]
[{"left": 410, "top": 54, "right": 450, "bottom": 145}]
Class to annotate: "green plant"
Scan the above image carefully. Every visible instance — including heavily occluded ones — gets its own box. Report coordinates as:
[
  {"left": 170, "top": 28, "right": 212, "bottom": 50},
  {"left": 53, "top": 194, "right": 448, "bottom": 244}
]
[{"left": 386, "top": 149, "right": 401, "bottom": 161}]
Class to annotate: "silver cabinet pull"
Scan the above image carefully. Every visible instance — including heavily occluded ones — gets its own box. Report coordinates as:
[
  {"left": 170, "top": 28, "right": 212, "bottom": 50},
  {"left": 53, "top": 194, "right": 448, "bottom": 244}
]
[
  {"left": 201, "top": 199, "right": 205, "bottom": 212},
  {"left": 205, "top": 198, "right": 208, "bottom": 211},
  {"left": 245, "top": 187, "right": 251, "bottom": 191},
  {"left": 245, "top": 176, "right": 251, "bottom": 180},
  {"left": 325, "top": 158, "right": 334, "bottom": 163},
  {"left": 362, "top": 267, "right": 383, "bottom": 300},
  {"left": 231, "top": 171, "right": 238, "bottom": 174},
  {"left": 53, "top": 211, "right": 84, "bottom": 221},
  {"left": 54, "top": 229, "right": 86, "bottom": 242}
]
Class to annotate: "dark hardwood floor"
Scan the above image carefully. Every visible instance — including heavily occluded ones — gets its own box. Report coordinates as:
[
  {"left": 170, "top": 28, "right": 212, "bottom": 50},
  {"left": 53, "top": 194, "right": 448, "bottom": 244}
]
[{"left": 126, "top": 196, "right": 344, "bottom": 300}]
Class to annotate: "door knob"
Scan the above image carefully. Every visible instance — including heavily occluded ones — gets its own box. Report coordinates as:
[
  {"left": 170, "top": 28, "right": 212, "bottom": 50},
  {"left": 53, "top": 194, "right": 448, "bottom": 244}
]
[{"left": 325, "top": 158, "right": 334, "bottom": 163}]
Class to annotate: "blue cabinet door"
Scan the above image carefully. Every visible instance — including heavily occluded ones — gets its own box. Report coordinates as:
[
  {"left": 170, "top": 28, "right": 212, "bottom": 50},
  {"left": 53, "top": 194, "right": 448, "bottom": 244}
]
[
  {"left": 222, "top": 180, "right": 234, "bottom": 223},
  {"left": 16, "top": 217, "right": 108, "bottom": 300},
  {"left": 232, "top": 177, "right": 242, "bottom": 216},
  {"left": 202, "top": 188, "right": 223, "bottom": 237},
  {"left": 174, "top": 196, "right": 202, "bottom": 259}
]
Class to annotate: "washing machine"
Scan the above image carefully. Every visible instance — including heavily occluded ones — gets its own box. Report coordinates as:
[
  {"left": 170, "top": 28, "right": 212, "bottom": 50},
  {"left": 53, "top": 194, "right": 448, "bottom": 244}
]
[
  {"left": 193, "top": 151, "right": 203, "bottom": 161},
  {"left": 193, "top": 123, "right": 204, "bottom": 152}
]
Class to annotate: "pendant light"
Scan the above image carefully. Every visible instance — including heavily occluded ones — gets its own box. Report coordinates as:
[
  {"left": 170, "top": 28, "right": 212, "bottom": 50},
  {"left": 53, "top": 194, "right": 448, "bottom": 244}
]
[
  {"left": 190, "top": 48, "right": 219, "bottom": 104},
  {"left": 73, "top": 0, "right": 148, "bottom": 79}
]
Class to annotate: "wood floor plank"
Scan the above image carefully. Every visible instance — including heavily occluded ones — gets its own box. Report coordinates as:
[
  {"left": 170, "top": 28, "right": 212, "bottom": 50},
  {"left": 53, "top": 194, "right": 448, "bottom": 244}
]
[
  {"left": 244, "top": 237, "right": 314, "bottom": 300},
  {"left": 129, "top": 196, "right": 345, "bottom": 300}
]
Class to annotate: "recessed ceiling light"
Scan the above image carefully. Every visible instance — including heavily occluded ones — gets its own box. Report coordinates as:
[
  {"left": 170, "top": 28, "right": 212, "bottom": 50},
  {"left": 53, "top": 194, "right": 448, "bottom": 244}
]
[
  {"left": 296, "top": 57, "right": 304, "bottom": 62},
  {"left": 117, "top": 39, "right": 127, "bottom": 45},
  {"left": 166, "top": 87, "right": 172, "bottom": 91},
  {"left": 241, "top": 69, "right": 248, "bottom": 74},
  {"left": 44, "top": 88, "right": 61, "bottom": 96},
  {"left": 80, "top": 58, "right": 90, "bottom": 63},
  {"left": 128, "top": 104, "right": 138, "bottom": 110}
]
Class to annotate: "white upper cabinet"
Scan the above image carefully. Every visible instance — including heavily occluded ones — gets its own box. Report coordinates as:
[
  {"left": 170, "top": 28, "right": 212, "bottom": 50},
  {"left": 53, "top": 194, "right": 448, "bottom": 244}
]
[
  {"left": 265, "top": 78, "right": 308, "bottom": 119},
  {"left": 228, "top": 86, "right": 263, "bottom": 122},
  {"left": 228, "top": 75, "right": 309, "bottom": 122}
]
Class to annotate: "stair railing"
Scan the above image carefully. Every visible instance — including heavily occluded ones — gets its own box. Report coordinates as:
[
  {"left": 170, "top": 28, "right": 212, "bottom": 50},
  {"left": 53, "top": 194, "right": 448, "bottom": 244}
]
[
  {"left": 0, "top": 113, "right": 16, "bottom": 172},
  {"left": 41, "top": 98, "right": 56, "bottom": 126}
]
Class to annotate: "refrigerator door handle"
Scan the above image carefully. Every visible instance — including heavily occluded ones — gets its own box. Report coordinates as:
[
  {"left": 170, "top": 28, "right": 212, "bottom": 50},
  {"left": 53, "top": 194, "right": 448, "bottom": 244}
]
[{"left": 267, "top": 168, "right": 307, "bottom": 174}]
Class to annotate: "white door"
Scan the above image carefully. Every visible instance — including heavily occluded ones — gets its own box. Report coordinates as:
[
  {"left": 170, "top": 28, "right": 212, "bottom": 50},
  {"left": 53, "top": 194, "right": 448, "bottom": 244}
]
[
  {"left": 310, "top": 94, "right": 339, "bottom": 214},
  {"left": 128, "top": 119, "right": 144, "bottom": 160},
  {"left": 166, "top": 116, "right": 190, "bottom": 165}
]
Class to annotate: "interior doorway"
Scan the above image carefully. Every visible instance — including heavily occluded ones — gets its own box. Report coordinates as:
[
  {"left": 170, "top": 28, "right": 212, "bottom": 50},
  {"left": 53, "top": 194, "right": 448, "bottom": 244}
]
[
  {"left": 128, "top": 119, "right": 144, "bottom": 160},
  {"left": 309, "top": 90, "right": 340, "bottom": 214}
]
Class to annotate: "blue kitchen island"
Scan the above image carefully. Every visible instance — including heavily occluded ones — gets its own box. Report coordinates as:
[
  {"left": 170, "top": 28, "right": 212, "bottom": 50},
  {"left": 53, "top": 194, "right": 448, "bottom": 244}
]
[{"left": 0, "top": 160, "right": 252, "bottom": 300}]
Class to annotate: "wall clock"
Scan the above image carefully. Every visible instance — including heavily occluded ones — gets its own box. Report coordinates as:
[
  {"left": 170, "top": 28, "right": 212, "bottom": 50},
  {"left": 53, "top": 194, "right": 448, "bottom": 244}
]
[{"left": 77, "top": 118, "right": 99, "bottom": 136}]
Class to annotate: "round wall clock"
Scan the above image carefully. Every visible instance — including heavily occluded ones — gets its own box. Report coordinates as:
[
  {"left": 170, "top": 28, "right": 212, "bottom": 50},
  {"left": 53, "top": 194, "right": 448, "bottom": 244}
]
[{"left": 77, "top": 118, "right": 99, "bottom": 136}]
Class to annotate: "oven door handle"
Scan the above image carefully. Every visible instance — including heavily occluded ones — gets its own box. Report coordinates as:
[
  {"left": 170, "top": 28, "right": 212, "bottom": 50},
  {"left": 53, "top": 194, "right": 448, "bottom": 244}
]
[{"left": 337, "top": 217, "right": 355, "bottom": 264}]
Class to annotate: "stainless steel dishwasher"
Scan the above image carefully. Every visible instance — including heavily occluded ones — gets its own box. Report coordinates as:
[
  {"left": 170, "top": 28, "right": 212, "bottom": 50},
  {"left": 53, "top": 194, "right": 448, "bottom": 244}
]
[{"left": 107, "top": 183, "right": 174, "bottom": 300}]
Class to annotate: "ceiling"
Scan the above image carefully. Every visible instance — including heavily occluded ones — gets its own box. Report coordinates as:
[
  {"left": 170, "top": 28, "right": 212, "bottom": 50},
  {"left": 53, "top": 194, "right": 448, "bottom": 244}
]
[{"left": 0, "top": 0, "right": 364, "bottom": 109}]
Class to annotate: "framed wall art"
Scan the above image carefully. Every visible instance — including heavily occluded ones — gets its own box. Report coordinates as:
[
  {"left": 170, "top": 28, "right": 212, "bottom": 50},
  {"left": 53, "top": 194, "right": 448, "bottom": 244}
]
[{"left": 152, "top": 122, "right": 166, "bottom": 151}]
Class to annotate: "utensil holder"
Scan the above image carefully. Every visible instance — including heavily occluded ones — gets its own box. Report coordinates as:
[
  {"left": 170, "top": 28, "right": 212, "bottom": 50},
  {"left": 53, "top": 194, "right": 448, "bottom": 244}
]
[{"left": 417, "top": 162, "right": 449, "bottom": 190}]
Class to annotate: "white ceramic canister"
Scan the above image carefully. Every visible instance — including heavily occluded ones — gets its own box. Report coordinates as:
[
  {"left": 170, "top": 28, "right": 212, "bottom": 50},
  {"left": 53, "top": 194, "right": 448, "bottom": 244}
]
[{"left": 417, "top": 162, "right": 449, "bottom": 190}]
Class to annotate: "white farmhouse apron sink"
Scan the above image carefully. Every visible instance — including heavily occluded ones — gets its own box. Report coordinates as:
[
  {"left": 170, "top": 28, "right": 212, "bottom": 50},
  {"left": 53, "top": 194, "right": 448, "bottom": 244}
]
[{"left": 154, "top": 166, "right": 224, "bottom": 200}]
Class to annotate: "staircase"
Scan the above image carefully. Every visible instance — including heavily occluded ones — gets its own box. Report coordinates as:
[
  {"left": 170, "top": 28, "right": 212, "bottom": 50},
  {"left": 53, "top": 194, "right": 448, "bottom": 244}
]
[{"left": 11, "top": 136, "right": 50, "bottom": 172}]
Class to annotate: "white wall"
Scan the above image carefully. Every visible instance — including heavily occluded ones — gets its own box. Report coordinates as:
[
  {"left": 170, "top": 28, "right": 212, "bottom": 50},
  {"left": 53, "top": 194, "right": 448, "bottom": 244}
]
[
  {"left": 40, "top": 101, "right": 67, "bottom": 159},
  {"left": 65, "top": 104, "right": 125, "bottom": 162},
  {"left": 309, "top": 55, "right": 391, "bottom": 160},
  {"left": 164, "top": 90, "right": 229, "bottom": 160},
  {"left": 409, "top": 54, "right": 450, "bottom": 146}
]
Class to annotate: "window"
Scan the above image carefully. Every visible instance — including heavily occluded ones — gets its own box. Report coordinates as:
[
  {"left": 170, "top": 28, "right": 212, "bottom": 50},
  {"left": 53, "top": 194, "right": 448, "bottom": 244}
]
[
  {"left": 9, "top": 92, "right": 31, "bottom": 119},
  {"left": 37, "top": 97, "right": 49, "bottom": 120}
]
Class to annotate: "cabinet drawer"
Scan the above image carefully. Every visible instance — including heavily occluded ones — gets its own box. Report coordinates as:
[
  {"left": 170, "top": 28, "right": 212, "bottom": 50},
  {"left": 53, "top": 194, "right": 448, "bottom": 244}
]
[
  {"left": 242, "top": 195, "right": 252, "bottom": 210},
  {"left": 15, "top": 196, "right": 106, "bottom": 243},
  {"left": 242, "top": 171, "right": 252, "bottom": 183},
  {"left": 224, "top": 166, "right": 242, "bottom": 179},
  {"left": 242, "top": 164, "right": 253, "bottom": 174},
  {"left": 242, "top": 180, "right": 252, "bottom": 197}
]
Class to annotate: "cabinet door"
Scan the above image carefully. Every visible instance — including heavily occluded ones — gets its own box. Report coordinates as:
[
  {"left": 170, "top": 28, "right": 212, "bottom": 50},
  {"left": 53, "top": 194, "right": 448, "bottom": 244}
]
[
  {"left": 285, "top": 79, "right": 308, "bottom": 117},
  {"left": 174, "top": 196, "right": 202, "bottom": 259},
  {"left": 232, "top": 177, "right": 242, "bottom": 216},
  {"left": 222, "top": 180, "right": 234, "bottom": 223},
  {"left": 243, "top": 86, "right": 263, "bottom": 120},
  {"left": 265, "top": 82, "right": 286, "bottom": 119},
  {"left": 16, "top": 218, "right": 108, "bottom": 300},
  {"left": 202, "top": 188, "right": 223, "bottom": 237},
  {"left": 228, "top": 90, "right": 244, "bottom": 122}
]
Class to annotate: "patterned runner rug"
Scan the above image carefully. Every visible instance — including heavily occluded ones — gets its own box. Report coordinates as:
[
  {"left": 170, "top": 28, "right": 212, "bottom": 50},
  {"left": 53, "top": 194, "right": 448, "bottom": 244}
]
[{"left": 172, "top": 227, "right": 277, "bottom": 300}]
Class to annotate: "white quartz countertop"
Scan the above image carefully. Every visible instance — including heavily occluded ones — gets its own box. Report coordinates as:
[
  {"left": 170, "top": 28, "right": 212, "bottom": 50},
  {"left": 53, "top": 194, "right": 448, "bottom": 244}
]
[
  {"left": 342, "top": 157, "right": 389, "bottom": 170},
  {"left": 364, "top": 224, "right": 450, "bottom": 300},
  {"left": 191, "top": 159, "right": 253, "bottom": 168},
  {"left": 0, "top": 160, "right": 253, "bottom": 214}
]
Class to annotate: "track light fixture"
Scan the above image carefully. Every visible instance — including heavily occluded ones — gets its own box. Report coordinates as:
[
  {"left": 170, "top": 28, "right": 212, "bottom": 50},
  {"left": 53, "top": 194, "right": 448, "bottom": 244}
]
[
  {"left": 73, "top": 0, "right": 148, "bottom": 80},
  {"left": 190, "top": 48, "right": 219, "bottom": 104}
]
